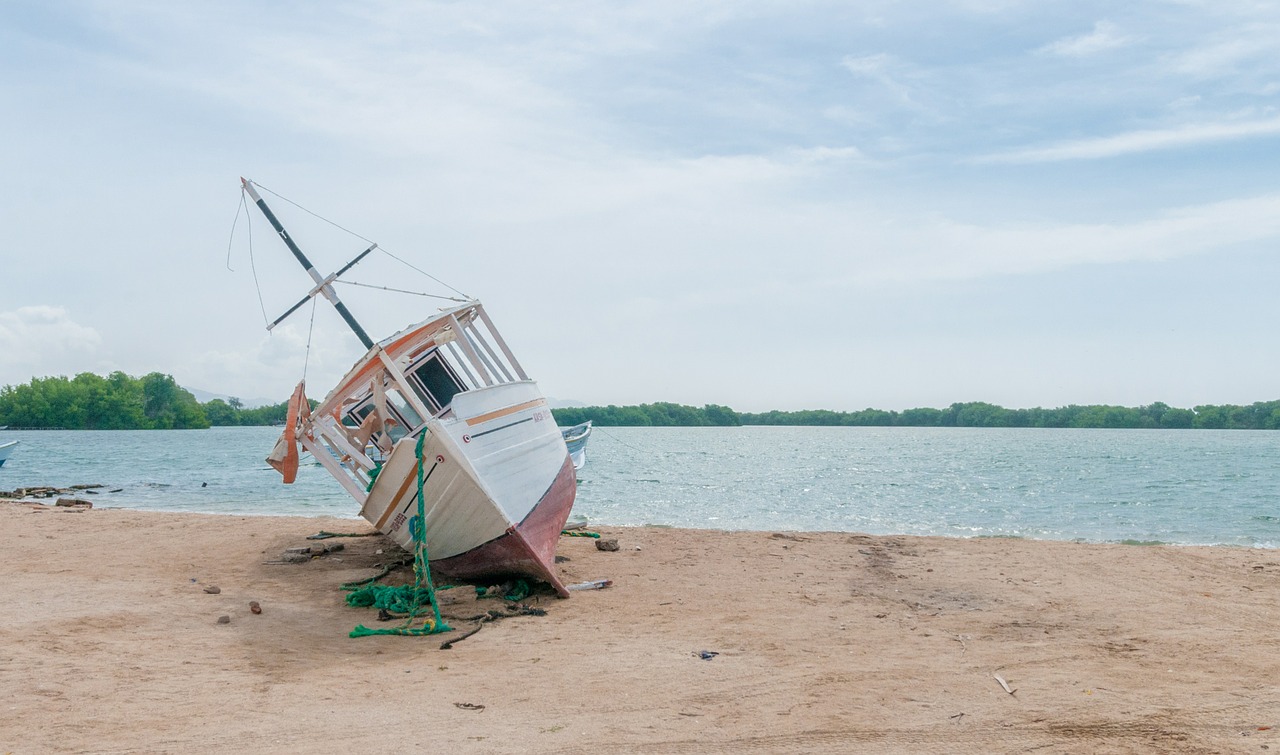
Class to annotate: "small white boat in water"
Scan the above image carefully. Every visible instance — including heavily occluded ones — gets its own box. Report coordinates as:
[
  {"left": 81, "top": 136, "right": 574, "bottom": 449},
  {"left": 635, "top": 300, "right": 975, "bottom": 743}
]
[
  {"left": 561, "top": 421, "right": 592, "bottom": 471},
  {"left": 0, "top": 440, "right": 17, "bottom": 468},
  {"left": 244, "top": 179, "right": 577, "bottom": 596}
]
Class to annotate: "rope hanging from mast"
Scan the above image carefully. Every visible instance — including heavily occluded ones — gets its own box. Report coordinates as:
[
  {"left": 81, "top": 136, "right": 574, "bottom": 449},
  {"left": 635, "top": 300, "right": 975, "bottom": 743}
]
[
  {"left": 226, "top": 190, "right": 271, "bottom": 327},
  {"left": 302, "top": 295, "right": 318, "bottom": 382}
]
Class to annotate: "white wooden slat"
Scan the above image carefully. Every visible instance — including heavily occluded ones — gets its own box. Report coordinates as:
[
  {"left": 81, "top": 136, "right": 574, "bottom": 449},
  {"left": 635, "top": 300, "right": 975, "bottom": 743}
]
[
  {"left": 450, "top": 313, "right": 493, "bottom": 386},
  {"left": 470, "top": 322, "right": 515, "bottom": 382},
  {"left": 315, "top": 414, "right": 375, "bottom": 470},
  {"left": 300, "top": 433, "right": 368, "bottom": 505},
  {"left": 376, "top": 349, "right": 434, "bottom": 425},
  {"left": 475, "top": 303, "right": 527, "bottom": 380},
  {"left": 445, "top": 342, "right": 481, "bottom": 389},
  {"left": 465, "top": 327, "right": 509, "bottom": 383}
]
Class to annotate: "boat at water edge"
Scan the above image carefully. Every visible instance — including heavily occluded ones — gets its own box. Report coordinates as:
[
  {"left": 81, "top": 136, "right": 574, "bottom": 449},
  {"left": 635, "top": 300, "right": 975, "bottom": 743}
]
[
  {"left": 0, "top": 439, "right": 16, "bottom": 468},
  {"left": 243, "top": 178, "right": 577, "bottom": 596},
  {"left": 561, "top": 421, "right": 592, "bottom": 471}
]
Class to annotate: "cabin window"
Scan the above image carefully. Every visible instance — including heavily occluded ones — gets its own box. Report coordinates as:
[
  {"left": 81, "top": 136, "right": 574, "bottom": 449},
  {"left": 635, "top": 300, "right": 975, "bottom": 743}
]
[
  {"left": 384, "top": 389, "right": 423, "bottom": 434},
  {"left": 343, "top": 388, "right": 423, "bottom": 444},
  {"left": 410, "top": 350, "right": 466, "bottom": 412},
  {"left": 345, "top": 403, "right": 374, "bottom": 427}
]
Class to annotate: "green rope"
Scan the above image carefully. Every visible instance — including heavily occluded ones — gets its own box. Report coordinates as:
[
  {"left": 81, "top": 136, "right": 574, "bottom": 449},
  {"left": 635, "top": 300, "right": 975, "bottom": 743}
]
[
  {"left": 561, "top": 530, "right": 601, "bottom": 538},
  {"left": 347, "top": 584, "right": 437, "bottom": 613},
  {"left": 350, "top": 432, "right": 452, "bottom": 638},
  {"left": 364, "top": 462, "right": 383, "bottom": 492}
]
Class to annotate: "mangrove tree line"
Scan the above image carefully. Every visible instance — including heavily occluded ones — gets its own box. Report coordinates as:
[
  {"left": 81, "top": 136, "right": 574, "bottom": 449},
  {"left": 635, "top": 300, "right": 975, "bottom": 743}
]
[
  {"left": 4, "top": 372, "right": 1280, "bottom": 430},
  {"left": 0, "top": 372, "right": 292, "bottom": 430}
]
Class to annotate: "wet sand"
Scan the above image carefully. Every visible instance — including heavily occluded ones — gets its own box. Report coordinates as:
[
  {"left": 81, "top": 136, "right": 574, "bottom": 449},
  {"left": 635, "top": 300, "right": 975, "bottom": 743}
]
[{"left": 1, "top": 499, "right": 1278, "bottom": 753}]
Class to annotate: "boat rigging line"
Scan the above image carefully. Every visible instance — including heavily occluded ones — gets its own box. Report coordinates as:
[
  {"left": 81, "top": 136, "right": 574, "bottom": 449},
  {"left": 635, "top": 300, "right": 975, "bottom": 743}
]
[
  {"left": 265, "top": 242, "right": 379, "bottom": 334},
  {"left": 302, "top": 295, "right": 318, "bottom": 382},
  {"left": 226, "top": 190, "right": 271, "bottom": 327},
  {"left": 331, "top": 279, "right": 468, "bottom": 302},
  {"left": 225, "top": 195, "right": 243, "bottom": 271},
  {"left": 593, "top": 425, "right": 649, "bottom": 455},
  {"left": 242, "top": 178, "right": 375, "bottom": 349},
  {"left": 250, "top": 180, "right": 471, "bottom": 301}
]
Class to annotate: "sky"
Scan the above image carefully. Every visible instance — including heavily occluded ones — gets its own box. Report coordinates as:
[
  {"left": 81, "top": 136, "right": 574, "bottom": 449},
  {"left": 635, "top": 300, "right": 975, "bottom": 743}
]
[{"left": 1, "top": 0, "right": 1278, "bottom": 412}]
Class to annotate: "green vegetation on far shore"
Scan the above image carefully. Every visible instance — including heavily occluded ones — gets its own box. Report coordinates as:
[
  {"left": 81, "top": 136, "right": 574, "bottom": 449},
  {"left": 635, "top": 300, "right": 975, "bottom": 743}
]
[
  {"left": 553, "top": 403, "right": 740, "bottom": 427},
  {"left": 0, "top": 372, "right": 290, "bottom": 430},
  {"left": 735, "top": 401, "right": 1280, "bottom": 430},
  {"left": 557, "top": 400, "right": 1280, "bottom": 430},
  {"left": 4, "top": 372, "right": 1280, "bottom": 431}
]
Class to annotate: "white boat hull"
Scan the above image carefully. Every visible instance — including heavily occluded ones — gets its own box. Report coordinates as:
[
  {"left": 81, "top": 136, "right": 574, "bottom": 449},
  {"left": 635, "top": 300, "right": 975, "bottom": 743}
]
[
  {"left": 561, "top": 421, "right": 592, "bottom": 471},
  {"left": 358, "top": 381, "right": 575, "bottom": 595},
  {"left": 0, "top": 440, "right": 16, "bottom": 468}
]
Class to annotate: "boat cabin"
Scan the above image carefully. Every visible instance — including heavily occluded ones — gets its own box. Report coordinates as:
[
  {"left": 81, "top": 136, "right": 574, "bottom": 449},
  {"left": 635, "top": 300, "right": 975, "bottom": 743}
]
[{"left": 300, "top": 300, "right": 529, "bottom": 502}]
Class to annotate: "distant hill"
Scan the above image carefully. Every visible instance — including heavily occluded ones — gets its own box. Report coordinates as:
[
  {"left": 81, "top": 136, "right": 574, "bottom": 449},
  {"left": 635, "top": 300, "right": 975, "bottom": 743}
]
[
  {"left": 546, "top": 396, "right": 587, "bottom": 409},
  {"left": 184, "top": 387, "right": 278, "bottom": 409}
]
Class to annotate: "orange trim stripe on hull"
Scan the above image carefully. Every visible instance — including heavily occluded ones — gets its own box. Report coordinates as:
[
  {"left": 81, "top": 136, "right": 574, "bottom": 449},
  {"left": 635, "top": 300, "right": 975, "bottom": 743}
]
[
  {"left": 464, "top": 398, "right": 547, "bottom": 427},
  {"left": 373, "top": 470, "right": 419, "bottom": 532}
]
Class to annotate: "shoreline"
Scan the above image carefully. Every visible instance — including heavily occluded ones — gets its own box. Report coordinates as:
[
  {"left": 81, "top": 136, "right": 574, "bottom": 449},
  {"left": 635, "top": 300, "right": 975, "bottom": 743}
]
[
  {"left": 2, "top": 499, "right": 1278, "bottom": 752},
  {"left": 5, "top": 492, "right": 1278, "bottom": 551}
]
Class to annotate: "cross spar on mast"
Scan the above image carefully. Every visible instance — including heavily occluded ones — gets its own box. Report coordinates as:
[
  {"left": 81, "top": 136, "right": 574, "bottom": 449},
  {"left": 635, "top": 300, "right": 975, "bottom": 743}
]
[{"left": 240, "top": 177, "right": 376, "bottom": 351}]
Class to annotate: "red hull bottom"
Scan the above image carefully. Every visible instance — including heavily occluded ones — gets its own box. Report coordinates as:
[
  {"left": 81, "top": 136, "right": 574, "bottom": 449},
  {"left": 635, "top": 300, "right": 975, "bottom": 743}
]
[{"left": 431, "top": 456, "right": 577, "bottom": 597}]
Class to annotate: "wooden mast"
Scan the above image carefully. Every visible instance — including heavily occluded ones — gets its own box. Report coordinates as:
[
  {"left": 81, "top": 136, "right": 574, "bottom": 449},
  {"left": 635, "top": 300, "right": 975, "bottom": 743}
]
[{"left": 241, "top": 178, "right": 376, "bottom": 350}]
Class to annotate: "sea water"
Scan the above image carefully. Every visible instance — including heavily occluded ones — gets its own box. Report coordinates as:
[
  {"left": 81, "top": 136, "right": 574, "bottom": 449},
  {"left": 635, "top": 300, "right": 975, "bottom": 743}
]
[{"left": 2, "top": 426, "right": 1278, "bottom": 547}]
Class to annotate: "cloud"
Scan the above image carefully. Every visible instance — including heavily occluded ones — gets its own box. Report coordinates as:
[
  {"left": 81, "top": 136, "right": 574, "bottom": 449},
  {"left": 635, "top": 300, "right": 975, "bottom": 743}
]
[
  {"left": 0, "top": 306, "right": 104, "bottom": 384},
  {"left": 822, "top": 193, "right": 1280, "bottom": 287},
  {"left": 841, "top": 53, "right": 893, "bottom": 76},
  {"left": 839, "top": 53, "right": 922, "bottom": 109},
  {"left": 1038, "top": 20, "right": 1131, "bottom": 57},
  {"left": 1172, "top": 33, "right": 1277, "bottom": 79},
  {"left": 6, "top": 1, "right": 1280, "bottom": 411},
  {"left": 184, "top": 320, "right": 366, "bottom": 403},
  {"left": 784, "top": 145, "right": 865, "bottom": 164},
  {"left": 972, "top": 116, "right": 1280, "bottom": 163}
]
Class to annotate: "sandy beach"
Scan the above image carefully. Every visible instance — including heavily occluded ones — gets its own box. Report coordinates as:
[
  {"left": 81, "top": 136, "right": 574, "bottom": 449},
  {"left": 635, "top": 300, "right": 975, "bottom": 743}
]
[{"left": 1, "top": 499, "right": 1278, "bottom": 753}]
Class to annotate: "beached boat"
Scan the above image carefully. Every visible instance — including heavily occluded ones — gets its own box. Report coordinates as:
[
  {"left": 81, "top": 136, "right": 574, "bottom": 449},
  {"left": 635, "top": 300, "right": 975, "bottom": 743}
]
[
  {"left": 243, "top": 179, "right": 577, "bottom": 596},
  {"left": 561, "top": 421, "right": 592, "bottom": 471},
  {"left": 0, "top": 440, "right": 17, "bottom": 468}
]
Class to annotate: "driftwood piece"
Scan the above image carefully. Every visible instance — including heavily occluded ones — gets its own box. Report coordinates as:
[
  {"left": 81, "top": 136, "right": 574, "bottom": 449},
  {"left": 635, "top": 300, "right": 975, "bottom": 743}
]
[
  {"left": 439, "top": 604, "right": 547, "bottom": 650},
  {"left": 440, "top": 622, "right": 486, "bottom": 649},
  {"left": 992, "top": 672, "right": 1016, "bottom": 695}
]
